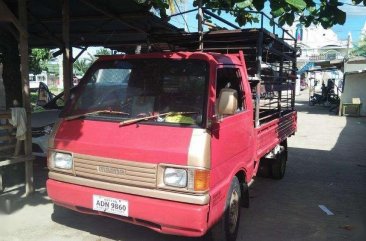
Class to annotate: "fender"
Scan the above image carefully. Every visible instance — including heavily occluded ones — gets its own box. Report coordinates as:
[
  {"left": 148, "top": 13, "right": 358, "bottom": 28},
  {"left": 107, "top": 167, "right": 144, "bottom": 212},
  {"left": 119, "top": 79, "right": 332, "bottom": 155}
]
[{"left": 207, "top": 163, "right": 248, "bottom": 229}]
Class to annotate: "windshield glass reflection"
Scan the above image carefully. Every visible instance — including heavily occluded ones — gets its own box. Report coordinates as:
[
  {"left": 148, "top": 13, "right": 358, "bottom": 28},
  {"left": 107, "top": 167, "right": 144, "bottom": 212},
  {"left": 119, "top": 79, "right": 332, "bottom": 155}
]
[{"left": 64, "top": 59, "right": 208, "bottom": 126}]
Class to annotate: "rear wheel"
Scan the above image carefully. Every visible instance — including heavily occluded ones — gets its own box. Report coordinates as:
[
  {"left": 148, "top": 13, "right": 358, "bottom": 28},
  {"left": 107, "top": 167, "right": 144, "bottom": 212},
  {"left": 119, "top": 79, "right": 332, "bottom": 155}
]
[
  {"left": 257, "top": 160, "right": 271, "bottom": 178},
  {"left": 205, "top": 176, "right": 242, "bottom": 241},
  {"left": 271, "top": 141, "right": 288, "bottom": 179}
]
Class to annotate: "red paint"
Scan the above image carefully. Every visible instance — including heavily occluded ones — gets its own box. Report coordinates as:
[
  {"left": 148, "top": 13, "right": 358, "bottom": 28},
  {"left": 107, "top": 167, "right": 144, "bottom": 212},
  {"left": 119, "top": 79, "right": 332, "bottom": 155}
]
[
  {"left": 55, "top": 120, "right": 192, "bottom": 164},
  {"left": 47, "top": 51, "right": 297, "bottom": 238},
  {"left": 47, "top": 179, "right": 209, "bottom": 237},
  {"left": 97, "top": 51, "right": 242, "bottom": 66}
]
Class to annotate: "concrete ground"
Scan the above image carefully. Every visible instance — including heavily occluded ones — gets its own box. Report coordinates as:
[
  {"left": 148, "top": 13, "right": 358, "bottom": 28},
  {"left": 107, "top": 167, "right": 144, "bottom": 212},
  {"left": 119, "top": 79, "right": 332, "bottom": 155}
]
[{"left": 0, "top": 91, "right": 365, "bottom": 241}]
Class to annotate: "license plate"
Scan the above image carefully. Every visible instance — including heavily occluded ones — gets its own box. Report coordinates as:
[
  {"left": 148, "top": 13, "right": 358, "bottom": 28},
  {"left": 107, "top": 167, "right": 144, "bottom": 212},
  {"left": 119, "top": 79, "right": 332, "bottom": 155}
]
[{"left": 92, "top": 195, "right": 129, "bottom": 217}]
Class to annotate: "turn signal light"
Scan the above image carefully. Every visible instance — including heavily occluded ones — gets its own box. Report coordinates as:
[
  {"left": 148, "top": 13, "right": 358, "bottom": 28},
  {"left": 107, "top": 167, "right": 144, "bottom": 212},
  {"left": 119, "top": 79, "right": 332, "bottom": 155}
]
[{"left": 194, "top": 170, "right": 210, "bottom": 192}]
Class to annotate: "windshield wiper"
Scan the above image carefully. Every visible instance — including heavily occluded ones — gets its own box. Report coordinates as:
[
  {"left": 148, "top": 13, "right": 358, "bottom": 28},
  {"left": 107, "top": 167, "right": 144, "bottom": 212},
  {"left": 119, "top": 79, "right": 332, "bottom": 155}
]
[
  {"left": 65, "top": 110, "right": 129, "bottom": 121},
  {"left": 119, "top": 111, "right": 197, "bottom": 126}
]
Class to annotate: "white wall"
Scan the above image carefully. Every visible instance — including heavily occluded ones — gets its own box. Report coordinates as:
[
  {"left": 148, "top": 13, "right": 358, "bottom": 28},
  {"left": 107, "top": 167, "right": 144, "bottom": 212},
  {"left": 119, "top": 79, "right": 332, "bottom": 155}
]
[
  {"left": 341, "top": 72, "right": 366, "bottom": 116},
  {"left": 344, "top": 63, "right": 366, "bottom": 73}
]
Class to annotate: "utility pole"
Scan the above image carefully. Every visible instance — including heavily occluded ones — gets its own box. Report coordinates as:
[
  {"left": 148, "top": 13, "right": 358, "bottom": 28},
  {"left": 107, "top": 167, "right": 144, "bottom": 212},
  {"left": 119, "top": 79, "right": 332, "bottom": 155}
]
[
  {"left": 198, "top": 0, "right": 203, "bottom": 51},
  {"left": 346, "top": 33, "right": 351, "bottom": 59}
]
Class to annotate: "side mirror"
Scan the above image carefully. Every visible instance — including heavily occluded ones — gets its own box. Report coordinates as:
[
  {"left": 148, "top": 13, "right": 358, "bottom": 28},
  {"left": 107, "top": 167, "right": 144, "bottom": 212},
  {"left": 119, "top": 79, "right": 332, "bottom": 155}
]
[
  {"left": 217, "top": 88, "right": 238, "bottom": 116},
  {"left": 36, "top": 82, "right": 53, "bottom": 106}
]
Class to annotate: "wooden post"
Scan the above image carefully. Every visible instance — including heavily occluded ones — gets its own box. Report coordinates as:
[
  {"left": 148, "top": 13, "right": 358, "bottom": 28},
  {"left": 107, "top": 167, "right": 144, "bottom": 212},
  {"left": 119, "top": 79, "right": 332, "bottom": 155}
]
[
  {"left": 62, "top": 0, "right": 72, "bottom": 101},
  {"left": 18, "top": 0, "right": 34, "bottom": 195},
  {"left": 0, "top": 0, "right": 26, "bottom": 33}
]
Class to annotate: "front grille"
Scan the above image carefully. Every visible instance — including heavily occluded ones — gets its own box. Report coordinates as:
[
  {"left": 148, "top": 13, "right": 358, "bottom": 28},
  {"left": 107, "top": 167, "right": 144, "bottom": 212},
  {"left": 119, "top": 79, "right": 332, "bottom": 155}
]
[{"left": 73, "top": 154, "right": 157, "bottom": 188}]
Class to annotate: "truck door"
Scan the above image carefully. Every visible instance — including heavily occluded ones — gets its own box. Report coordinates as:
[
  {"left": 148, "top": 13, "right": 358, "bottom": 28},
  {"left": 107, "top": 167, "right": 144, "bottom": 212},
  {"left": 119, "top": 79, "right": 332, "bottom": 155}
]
[{"left": 211, "top": 67, "right": 254, "bottom": 182}]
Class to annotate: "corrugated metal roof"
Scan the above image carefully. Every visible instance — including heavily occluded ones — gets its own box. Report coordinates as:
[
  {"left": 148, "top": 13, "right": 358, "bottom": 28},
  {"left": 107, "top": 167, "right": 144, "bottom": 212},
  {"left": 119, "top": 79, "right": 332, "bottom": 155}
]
[
  {"left": 0, "top": 1, "right": 297, "bottom": 61},
  {"left": 1, "top": 0, "right": 183, "bottom": 52}
]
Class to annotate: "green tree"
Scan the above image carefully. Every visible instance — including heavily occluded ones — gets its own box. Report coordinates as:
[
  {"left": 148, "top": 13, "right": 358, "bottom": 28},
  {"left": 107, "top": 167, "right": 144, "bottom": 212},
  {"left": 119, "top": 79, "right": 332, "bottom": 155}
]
[
  {"left": 73, "top": 48, "right": 112, "bottom": 75},
  {"left": 351, "top": 34, "right": 366, "bottom": 57},
  {"left": 73, "top": 59, "right": 92, "bottom": 76},
  {"left": 29, "top": 48, "right": 51, "bottom": 74},
  {"left": 141, "top": 0, "right": 366, "bottom": 28},
  {"left": 86, "top": 48, "right": 112, "bottom": 64},
  {"left": 95, "top": 48, "right": 112, "bottom": 55}
]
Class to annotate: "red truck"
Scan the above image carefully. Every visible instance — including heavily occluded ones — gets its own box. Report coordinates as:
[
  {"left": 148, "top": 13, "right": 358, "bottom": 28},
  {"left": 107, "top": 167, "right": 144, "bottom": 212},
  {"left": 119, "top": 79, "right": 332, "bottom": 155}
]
[{"left": 47, "top": 29, "right": 297, "bottom": 241}]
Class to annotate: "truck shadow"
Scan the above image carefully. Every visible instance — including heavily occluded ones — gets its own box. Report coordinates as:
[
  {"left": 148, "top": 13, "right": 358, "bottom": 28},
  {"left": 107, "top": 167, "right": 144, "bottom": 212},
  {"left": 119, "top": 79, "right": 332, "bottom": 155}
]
[{"left": 51, "top": 207, "right": 205, "bottom": 241}]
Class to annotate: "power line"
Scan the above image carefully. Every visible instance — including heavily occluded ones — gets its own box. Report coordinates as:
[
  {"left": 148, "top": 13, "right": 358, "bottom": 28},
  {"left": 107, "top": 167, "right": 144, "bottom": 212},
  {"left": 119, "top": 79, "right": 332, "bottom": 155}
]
[{"left": 173, "top": 0, "right": 190, "bottom": 32}]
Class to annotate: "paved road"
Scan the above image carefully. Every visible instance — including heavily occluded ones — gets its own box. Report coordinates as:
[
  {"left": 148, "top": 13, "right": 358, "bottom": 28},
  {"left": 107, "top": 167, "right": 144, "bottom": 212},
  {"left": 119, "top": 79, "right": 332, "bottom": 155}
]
[{"left": 1, "top": 92, "right": 365, "bottom": 241}]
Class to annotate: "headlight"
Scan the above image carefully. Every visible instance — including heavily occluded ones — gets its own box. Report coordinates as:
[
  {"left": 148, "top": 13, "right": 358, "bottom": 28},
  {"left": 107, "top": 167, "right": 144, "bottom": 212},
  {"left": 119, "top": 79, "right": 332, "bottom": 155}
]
[
  {"left": 160, "top": 166, "right": 210, "bottom": 192},
  {"left": 164, "top": 168, "right": 187, "bottom": 188},
  {"left": 50, "top": 152, "right": 73, "bottom": 170}
]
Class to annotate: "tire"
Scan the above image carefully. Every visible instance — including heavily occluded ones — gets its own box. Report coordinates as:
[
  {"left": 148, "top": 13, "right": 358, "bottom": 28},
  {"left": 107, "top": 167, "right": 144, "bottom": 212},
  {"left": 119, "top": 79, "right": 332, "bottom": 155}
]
[
  {"left": 257, "top": 160, "right": 271, "bottom": 178},
  {"left": 271, "top": 141, "right": 288, "bottom": 180},
  {"left": 205, "top": 176, "right": 242, "bottom": 241}
]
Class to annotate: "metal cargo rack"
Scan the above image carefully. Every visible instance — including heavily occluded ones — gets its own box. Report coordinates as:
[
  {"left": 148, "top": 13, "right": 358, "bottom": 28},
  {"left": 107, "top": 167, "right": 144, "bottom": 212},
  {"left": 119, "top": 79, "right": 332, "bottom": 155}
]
[
  {"left": 111, "top": 9, "right": 298, "bottom": 127},
  {"left": 148, "top": 10, "right": 297, "bottom": 127}
]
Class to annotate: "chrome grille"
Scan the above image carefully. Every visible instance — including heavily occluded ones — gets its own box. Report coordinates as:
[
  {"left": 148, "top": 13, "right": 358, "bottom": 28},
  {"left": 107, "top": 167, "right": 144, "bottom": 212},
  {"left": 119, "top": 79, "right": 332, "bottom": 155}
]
[{"left": 73, "top": 154, "right": 157, "bottom": 188}]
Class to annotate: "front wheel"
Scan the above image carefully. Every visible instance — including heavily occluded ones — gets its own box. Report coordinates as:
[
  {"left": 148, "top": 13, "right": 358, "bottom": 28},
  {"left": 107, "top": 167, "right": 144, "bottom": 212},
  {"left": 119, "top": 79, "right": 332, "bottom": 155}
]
[{"left": 205, "top": 176, "right": 242, "bottom": 241}]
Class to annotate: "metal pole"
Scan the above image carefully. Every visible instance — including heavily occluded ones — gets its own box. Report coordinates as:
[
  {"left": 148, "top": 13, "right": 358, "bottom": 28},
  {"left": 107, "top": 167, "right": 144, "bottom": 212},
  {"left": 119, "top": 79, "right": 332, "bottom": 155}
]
[
  {"left": 202, "top": 9, "right": 240, "bottom": 30},
  {"left": 278, "top": 32, "right": 284, "bottom": 113},
  {"left": 63, "top": 0, "right": 71, "bottom": 100},
  {"left": 255, "top": 28, "right": 264, "bottom": 127},
  {"left": 292, "top": 35, "right": 298, "bottom": 110},
  {"left": 346, "top": 33, "right": 351, "bottom": 59},
  {"left": 19, "top": 0, "right": 34, "bottom": 195},
  {"left": 198, "top": 0, "right": 203, "bottom": 51}
]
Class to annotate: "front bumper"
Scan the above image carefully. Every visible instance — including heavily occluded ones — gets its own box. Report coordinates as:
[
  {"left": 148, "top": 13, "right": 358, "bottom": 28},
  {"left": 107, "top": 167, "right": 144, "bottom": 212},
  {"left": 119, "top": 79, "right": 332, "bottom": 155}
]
[{"left": 47, "top": 179, "right": 210, "bottom": 237}]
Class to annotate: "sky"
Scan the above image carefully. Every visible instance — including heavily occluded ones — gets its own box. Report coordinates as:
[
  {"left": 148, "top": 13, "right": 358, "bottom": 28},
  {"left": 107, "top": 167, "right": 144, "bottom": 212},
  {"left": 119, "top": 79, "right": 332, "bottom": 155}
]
[
  {"left": 170, "top": 0, "right": 366, "bottom": 43},
  {"left": 336, "top": 2, "right": 366, "bottom": 42}
]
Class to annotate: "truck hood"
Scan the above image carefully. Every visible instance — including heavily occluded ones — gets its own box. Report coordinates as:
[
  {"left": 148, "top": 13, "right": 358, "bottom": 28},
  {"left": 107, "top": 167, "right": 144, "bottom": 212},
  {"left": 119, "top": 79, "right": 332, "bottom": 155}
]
[{"left": 53, "top": 119, "right": 195, "bottom": 165}]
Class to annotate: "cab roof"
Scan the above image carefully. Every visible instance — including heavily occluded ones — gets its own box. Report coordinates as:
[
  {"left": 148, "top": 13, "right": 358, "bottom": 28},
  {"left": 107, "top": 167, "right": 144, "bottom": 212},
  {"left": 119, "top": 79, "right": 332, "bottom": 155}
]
[{"left": 97, "top": 51, "right": 242, "bottom": 66}]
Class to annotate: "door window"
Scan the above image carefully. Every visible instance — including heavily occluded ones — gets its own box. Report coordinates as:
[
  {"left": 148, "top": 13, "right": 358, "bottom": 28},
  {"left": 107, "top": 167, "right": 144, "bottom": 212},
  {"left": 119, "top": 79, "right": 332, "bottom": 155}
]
[{"left": 216, "top": 68, "right": 246, "bottom": 112}]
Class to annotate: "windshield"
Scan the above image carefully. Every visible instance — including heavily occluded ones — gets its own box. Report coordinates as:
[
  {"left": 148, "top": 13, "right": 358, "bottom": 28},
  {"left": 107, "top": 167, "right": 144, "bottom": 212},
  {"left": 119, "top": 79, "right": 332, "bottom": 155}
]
[{"left": 63, "top": 58, "right": 208, "bottom": 126}]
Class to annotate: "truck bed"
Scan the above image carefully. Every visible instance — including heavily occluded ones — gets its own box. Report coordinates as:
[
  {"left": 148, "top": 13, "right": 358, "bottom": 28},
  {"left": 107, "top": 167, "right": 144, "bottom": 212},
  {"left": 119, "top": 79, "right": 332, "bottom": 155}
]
[{"left": 255, "top": 110, "right": 297, "bottom": 160}]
